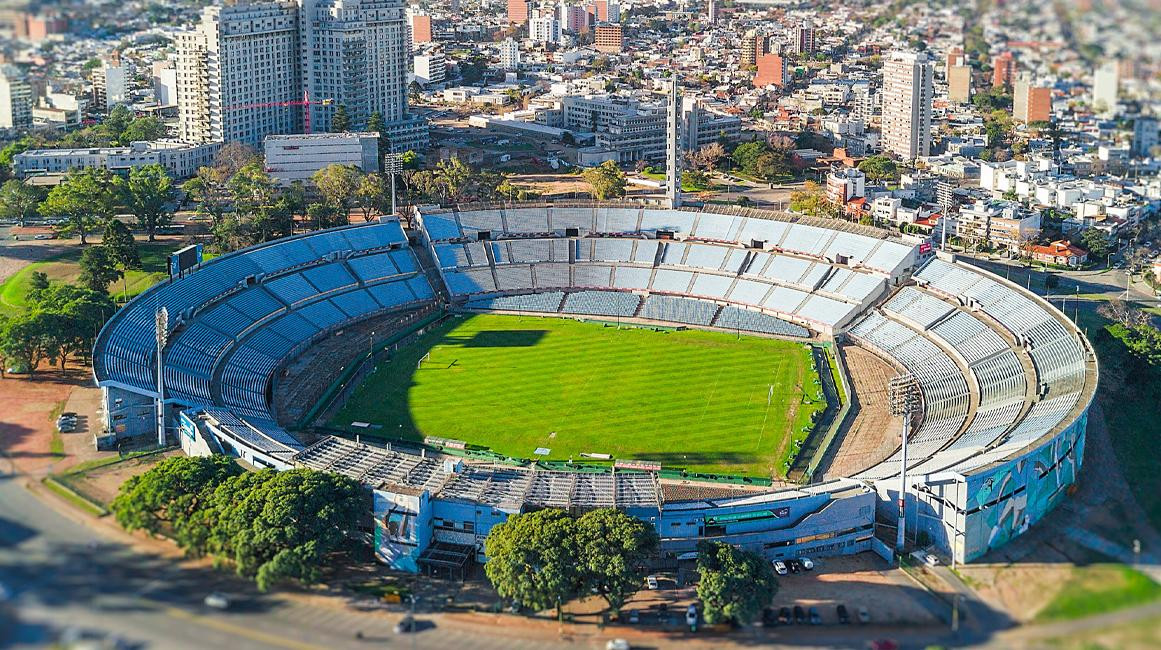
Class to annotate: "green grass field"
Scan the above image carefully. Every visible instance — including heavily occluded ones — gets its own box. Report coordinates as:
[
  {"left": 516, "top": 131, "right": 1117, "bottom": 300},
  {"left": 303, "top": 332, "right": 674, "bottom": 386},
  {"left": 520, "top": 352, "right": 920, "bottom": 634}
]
[
  {"left": 1035, "top": 564, "right": 1161, "bottom": 622},
  {"left": 0, "top": 241, "right": 184, "bottom": 317},
  {"left": 329, "top": 314, "right": 827, "bottom": 478}
]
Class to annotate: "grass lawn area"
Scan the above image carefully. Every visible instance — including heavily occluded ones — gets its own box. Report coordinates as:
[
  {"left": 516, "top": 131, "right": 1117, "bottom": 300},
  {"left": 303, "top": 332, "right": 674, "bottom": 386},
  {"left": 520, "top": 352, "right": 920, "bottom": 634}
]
[
  {"left": 1080, "top": 310, "right": 1161, "bottom": 531},
  {"left": 329, "top": 314, "right": 826, "bottom": 478},
  {"left": 0, "top": 241, "right": 183, "bottom": 317},
  {"left": 1035, "top": 564, "right": 1161, "bottom": 622}
]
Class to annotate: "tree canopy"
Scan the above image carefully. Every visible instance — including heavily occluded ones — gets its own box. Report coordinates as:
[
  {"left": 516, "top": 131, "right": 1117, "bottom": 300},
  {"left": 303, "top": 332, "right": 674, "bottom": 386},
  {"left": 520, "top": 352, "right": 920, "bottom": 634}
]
[
  {"left": 695, "top": 541, "right": 778, "bottom": 625},
  {"left": 39, "top": 167, "right": 121, "bottom": 245},
  {"left": 575, "top": 509, "right": 659, "bottom": 613},
  {"left": 78, "top": 246, "right": 122, "bottom": 293},
  {"left": 582, "top": 160, "right": 628, "bottom": 200},
  {"left": 123, "top": 164, "right": 174, "bottom": 241},
  {"left": 857, "top": 155, "right": 899, "bottom": 183},
  {"left": 485, "top": 509, "right": 581, "bottom": 617}
]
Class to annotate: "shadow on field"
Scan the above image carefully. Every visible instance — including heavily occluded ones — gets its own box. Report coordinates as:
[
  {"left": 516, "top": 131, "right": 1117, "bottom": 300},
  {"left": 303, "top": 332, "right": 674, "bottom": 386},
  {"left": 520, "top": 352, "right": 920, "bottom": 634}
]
[{"left": 445, "top": 329, "right": 548, "bottom": 348}]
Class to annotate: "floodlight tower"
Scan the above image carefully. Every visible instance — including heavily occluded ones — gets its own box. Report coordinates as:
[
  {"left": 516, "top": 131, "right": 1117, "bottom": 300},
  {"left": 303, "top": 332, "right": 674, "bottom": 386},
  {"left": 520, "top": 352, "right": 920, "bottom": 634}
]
[
  {"left": 888, "top": 373, "right": 921, "bottom": 557},
  {"left": 154, "top": 306, "right": 169, "bottom": 447},
  {"left": 666, "top": 77, "right": 682, "bottom": 209}
]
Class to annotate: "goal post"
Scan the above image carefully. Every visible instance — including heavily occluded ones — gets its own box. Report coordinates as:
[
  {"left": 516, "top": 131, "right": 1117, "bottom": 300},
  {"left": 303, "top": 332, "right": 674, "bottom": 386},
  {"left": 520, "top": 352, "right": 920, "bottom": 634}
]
[{"left": 417, "top": 352, "right": 431, "bottom": 369}]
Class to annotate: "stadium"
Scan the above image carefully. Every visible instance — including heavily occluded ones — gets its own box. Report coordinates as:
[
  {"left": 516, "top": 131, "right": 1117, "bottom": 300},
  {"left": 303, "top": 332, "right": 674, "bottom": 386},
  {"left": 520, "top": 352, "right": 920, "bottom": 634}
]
[{"left": 92, "top": 203, "right": 1097, "bottom": 573}]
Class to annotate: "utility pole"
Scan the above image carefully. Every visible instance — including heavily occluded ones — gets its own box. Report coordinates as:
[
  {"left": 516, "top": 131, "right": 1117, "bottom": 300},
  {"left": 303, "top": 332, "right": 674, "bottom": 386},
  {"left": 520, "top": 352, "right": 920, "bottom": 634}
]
[{"left": 889, "top": 374, "right": 920, "bottom": 559}]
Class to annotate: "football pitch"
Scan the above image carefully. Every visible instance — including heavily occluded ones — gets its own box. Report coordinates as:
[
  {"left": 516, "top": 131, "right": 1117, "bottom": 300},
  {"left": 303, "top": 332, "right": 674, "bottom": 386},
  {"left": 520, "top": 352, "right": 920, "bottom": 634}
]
[{"left": 329, "top": 313, "right": 827, "bottom": 478}]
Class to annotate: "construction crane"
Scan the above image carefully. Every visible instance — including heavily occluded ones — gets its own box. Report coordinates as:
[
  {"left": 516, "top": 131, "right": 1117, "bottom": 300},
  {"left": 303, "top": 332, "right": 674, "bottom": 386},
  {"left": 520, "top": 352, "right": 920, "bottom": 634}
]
[{"left": 222, "top": 92, "right": 335, "bottom": 134}]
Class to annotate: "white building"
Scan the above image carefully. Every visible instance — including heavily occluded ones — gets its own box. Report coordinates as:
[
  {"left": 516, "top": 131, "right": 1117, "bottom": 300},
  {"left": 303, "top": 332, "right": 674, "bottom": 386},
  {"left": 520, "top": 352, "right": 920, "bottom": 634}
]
[
  {"left": 92, "top": 59, "right": 129, "bottom": 112},
  {"left": 1132, "top": 116, "right": 1158, "bottom": 158},
  {"left": 176, "top": 1, "right": 301, "bottom": 148},
  {"left": 13, "top": 141, "right": 222, "bottom": 179},
  {"left": 500, "top": 38, "right": 520, "bottom": 70},
  {"left": 1092, "top": 60, "right": 1119, "bottom": 117},
  {"left": 413, "top": 52, "right": 447, "bottom": 86},
  {"left": 264, "top": 132, "right": 380, "bottom": 185},
  {"left": 826, "top": 167, "right": 866, "bottom": 204},
  {"left": 177, "top": 0, "right": 426, "bottom": 152},
  {"left": 152, "top": 60, "right": 178, "bottom": 106},
  {"left": 529, "top": 16, "right": 560, "bottom": 44},
  {"left": 881, "top": 50, "right": 933, "bottom": 160},
  {"left": 955, "top": 199, "right": 1042, "bottom": 252},
  {"left": 0, "top": 67, "right": 31, "bottom": 130}
]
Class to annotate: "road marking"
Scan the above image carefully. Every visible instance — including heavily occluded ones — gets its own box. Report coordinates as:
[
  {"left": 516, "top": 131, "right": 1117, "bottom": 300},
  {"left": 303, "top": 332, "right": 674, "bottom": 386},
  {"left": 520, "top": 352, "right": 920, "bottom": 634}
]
[{"left": 160, "top": 603, "right": 325, "bottom": 650}]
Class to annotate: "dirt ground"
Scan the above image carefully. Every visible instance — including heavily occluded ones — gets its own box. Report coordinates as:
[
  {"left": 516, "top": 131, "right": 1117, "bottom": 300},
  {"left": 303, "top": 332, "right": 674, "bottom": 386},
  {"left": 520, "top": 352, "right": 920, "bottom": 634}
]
[
  {"left": 0, "top": 367, "right": 90, "bottom": 476},
  {"left": 822, "top": 345, "right": 903, "bottom": 478},
  {"left": 0, "top": 229, "right": 72, "bottom": 284},
  {"left": 63, "top": 449, "right": 183, "bottom": 506}
]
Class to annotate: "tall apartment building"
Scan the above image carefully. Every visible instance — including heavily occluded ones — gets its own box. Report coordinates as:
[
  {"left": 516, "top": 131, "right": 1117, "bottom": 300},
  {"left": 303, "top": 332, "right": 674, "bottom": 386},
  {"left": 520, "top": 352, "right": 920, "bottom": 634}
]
[
  {"left": 753, "top": 54, "right": 788, "bottom": 87},
  {"left": 529, "top": 15, "right": 561, "bottom": 44},
  {"left": 881, "top": 50, "right": 933, "bottom": 160},
  {"left": 507, "top": 0, "right": 530, "bottom": 24},
  {"left": 558, "top": 3, "right": 588, "bottom": 33},
  {"left": 794, "top": 21, "right": 815, "bottom": 55},
  {"left": 0, "top": 66, "right": 32, "bottom": 130},
  {"left": 948, "top": 64, "right": 972, "bottom": 103},
  {"left": 945, "top": 46, "right": 964, "bottom": 73},
  {"left": 740, "top": 31, "right": 761, "bottom": 67},
  {"left": 499, "top": 38, "right": 520, "bottom": 69},
  {"left": 177, "top": 1, "right": 301, "bottom": 148},
  {"left": 178, "top": 0, "right": 425, "bottom": 152},
  {"left": 588, "top": 0, "right": 618, "bottom": 23},
  {"left": 594, "top": 24, "right": 623, "bottom": 53},
  {"left": 707, "top": 0, "right": 719, "bottom": 24},
  {"left": 1092, "top": 60, "right": 1119, "bottom": 116},
  {"left": 992, "top": 51, "right": 1016, "bottom": 89},
  {"left": 409, "top": 13, "right": 432, "bottom": 46},
  {"left": 92, "top": 57, "right": 130, "bottom": 112},
  {"left": 1132, "top": 116, "right": 1158, "bottom": 158},
  {"left": 1013, "top": 75, "right": 1051, "bottom": 123},
  {"left": 413, "top": 51, "right": 446, "bottom": 86}
]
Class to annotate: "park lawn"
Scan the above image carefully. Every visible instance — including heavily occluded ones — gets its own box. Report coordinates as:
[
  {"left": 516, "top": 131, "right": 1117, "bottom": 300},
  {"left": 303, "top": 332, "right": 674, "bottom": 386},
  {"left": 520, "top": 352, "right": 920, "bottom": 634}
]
[
  {"left": 0, "top": 241, "right": 184, "bottom": 317},
  {"left": 1035, "top": 564, "right": 1161, "bottom": 622},
  {"left": 329, "top": 314, "right": 826, "bottom": 478}
]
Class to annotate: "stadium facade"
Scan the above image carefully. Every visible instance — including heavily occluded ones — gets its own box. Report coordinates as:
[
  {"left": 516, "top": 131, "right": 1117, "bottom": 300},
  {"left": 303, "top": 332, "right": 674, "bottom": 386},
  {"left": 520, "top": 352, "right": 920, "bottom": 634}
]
[{"left": 92, "top": 204, "right": 1096, "bottom": 569}]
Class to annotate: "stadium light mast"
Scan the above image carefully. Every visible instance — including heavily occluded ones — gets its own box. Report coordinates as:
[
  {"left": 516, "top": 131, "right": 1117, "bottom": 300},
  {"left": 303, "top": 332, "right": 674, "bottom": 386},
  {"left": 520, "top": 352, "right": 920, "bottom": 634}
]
[
  {"left": 154, "top": 306, "right": 169, "bottom": 447},
  {"left": 384, "top": 152, "right": 404, "bottom": 217},
  {"left": 665, "top": 76, "right": 682, "bottom": 209},
  {"left": 888, "top": 373, "right": 920, "bottom": 559}
]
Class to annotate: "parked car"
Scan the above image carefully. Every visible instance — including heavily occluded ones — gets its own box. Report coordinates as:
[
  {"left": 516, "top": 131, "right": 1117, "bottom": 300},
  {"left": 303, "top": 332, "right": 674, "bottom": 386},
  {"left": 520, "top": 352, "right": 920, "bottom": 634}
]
[
  {"left": 773, "top": 560, "right": 788, "bottom": 575},
  {"left": 808, "top": 607, "right": 821, "bottom": 625},
  {"left": 606, "top": 639, "right": 631, "bottom": 650},
  {"left": 836, "top": 604, "right": 850, "bottom": 624},
  {"left": 787, "top": 559, "right": 801, "bottom": 574},
  {"left": 792, "top": 605, "right": 805, "bottom": 624},
  {"left": 645, "top": 575, "right": 659, "bottom": 590},
  {"left": 800, "top": 557, "right": 815, "bottom": 570},
  {"left": 626, "top": 609, "right": 639, "bottom": 624},
  {"left": 924, "top": 553, "right": 940, "bottom": 567},
  {"left": 685, "top": 604, "right": 698, "bottom": 628},
  {"left": 778, "top": 607, "right": 791, "bottom": 624},
  {"left": 857, "top": 606, "right": 871, "bottom": 624},
  {"left": 203, "top": 592, "right": 231, "bottom": 610}
]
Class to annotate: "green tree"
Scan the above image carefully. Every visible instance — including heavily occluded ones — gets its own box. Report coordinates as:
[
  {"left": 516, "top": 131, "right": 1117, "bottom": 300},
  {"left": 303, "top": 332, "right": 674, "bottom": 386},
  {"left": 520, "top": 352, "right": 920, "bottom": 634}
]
[
  {"left": 0, "top": 179, "right": 41, "bottom": 226},
  {"left": 39, "top": 167, "right": 121, "bottom": 245},
  {"left": 118, "top": 117, "right": 169, "bottom": 145},
  {"left": 312, "top": 164, "right": 363, "bottom": 214},
  {"left": 78, "top": 246, "right": 122, "bottom": 293},
  {"left": 434, "top": 157, "right": 473, "bottom": 203},
  {"left": 0, "top": 312, "right": 52, "bottom": 376},
  {"left": 695, "top": 541, "right": 778, "bottom": 625},
  {"left": 206, "top": 469, "right": 367, "bottom": 591},
  {"left": 576, "top": 509, "right": 659, "bottom": 614},
  {"left": 857, "top": 155, "right": 899, "bottom": 183},
  {"left": 789, "top": 180, "right": 838, "bottom": 218},
  {"left": 484, "top": 509, "right": 581, "bottom": 618},
  {"left": 124, "top": 164, "right": 174, "bottom": 241},
  {"left": 356, "top": 173, "right": 391, "bottom": 221},
  {"left": 110, "top": 455, "right": 243, "bottom": 552},
  {"left": 1081, "top": 228, "right": 1112, "bottom": 260},
  {"left": 183, "top": 166, "right": 232, "bottom": 228},
  {"left": 102, "top": 219, "right": 140, "bottom": 270},
  {"left": 331, "top": 104, "right": 351, "bottom": 133},
  {"left": 306, "top": 203, "right": 345, "bottom": 231},
  {"left": 366, "top": 111, "right": 389, "bottom": 166},
  {"left": 582, "top": 160, "right": 627, "bottom": 200}
]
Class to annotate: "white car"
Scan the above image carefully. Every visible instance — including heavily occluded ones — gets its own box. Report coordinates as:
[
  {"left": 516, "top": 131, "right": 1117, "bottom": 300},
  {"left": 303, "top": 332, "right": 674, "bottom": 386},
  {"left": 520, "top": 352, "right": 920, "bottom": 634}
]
[
  {"left": 606, "top": 639, "right": 631, "bottom": 650},
  {"left": 800, "top": 557, "right": 814, "bottom": 570},
  {"left": 773, "top": 560, "right": 788, "bottom": 575},
  {"left": 645, "top": 575, "right": 659, "bottom": 590},
  {"left": 685, "top": 604, "right": 698, "bottom": 627},
  {"left": 203, "top": 592, "right": 231, "bottom": 610},
  {"left": 924, "top": 553, "right": 940, "bottom": 567}
]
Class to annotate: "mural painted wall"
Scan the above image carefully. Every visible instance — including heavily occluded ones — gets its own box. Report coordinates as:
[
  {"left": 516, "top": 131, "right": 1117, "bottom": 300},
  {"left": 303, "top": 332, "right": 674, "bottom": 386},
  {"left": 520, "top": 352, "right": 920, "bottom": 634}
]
[
  {"left": 960, "top": 409, "right": 1088, "bottom": 561},
  {"left": 373, "top": 488, "right": 432, "bottom": 572}
]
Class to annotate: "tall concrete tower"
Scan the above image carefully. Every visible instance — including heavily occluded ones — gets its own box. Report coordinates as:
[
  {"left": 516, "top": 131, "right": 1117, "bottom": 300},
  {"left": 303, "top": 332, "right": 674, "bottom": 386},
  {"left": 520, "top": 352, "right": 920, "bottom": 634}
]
[{"left": 666, "top": 77, "right": 682, "bottom": 208}]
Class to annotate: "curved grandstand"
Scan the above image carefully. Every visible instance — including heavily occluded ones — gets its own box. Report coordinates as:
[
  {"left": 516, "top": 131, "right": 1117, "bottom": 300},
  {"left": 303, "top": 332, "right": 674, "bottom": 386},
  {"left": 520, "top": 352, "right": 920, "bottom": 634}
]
[{"left": 93, "top": 204, "right": 1096, "bottom": 568}]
